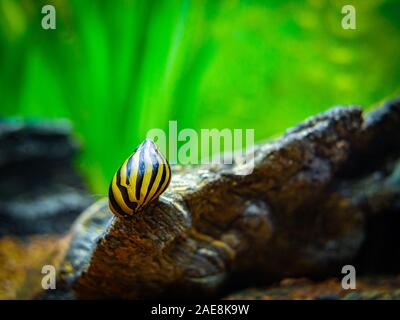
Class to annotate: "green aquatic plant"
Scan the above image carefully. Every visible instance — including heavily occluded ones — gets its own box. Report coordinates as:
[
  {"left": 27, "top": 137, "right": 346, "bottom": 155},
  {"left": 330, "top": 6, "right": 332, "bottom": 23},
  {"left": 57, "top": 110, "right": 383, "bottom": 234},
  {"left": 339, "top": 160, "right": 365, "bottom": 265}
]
[{"left": 0, "top": 0, "right": 399, "bottom": 192}]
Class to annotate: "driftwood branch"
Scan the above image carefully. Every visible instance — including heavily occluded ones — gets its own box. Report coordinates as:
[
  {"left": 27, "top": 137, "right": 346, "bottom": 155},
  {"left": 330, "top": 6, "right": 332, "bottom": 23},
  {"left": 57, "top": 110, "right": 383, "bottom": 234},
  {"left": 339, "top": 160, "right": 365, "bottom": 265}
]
[{"left": 57, "top": 98, "right": 400, "bottom": 299}]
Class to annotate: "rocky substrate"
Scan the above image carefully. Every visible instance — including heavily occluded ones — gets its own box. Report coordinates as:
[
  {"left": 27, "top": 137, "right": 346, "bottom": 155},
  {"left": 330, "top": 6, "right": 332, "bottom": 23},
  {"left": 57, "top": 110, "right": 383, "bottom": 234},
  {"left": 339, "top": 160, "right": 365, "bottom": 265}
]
[
  {"left": 224, "top": 276, "right": 400, "bottom": 300},
  {"left": 0, "top": 119, "right": 93, "bottom": 299},
  {"left": 51, "top": 97, "right": 400, "bottom": 299},
  {"left": 0, "top": 119, "right": 93, "bottom": 236},
  {"left": 1, "top": 98, "right": 399, "bottom": 300}
]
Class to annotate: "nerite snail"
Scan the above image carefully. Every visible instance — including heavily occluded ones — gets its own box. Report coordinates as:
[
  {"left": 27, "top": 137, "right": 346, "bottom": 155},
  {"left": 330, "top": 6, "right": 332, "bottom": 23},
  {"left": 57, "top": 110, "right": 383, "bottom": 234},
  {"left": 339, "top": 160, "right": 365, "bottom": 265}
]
[
  {"left": 108, "top": 139, "right": 171, "bottom": 218},
  {"left": 108, "top": 138, "right": 235, "bottom": 260}
]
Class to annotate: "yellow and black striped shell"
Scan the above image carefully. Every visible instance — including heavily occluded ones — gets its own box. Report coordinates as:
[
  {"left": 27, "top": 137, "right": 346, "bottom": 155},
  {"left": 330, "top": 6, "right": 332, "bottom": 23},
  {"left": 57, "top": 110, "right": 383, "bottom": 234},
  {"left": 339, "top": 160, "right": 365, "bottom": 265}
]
[{"left": 108, "top": 139, "right": 171, "bottom": 217}]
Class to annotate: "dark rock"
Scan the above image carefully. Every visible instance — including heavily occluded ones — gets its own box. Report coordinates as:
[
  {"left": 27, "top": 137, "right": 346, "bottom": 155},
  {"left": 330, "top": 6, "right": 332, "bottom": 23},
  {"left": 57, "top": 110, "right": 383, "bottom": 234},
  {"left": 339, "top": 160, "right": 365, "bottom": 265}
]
[
  {"left": 56, "top": 98, "right": 400, "bottom": 299},
  {"left": 0, "top": 118, "right": 93, "bottom": 236}
]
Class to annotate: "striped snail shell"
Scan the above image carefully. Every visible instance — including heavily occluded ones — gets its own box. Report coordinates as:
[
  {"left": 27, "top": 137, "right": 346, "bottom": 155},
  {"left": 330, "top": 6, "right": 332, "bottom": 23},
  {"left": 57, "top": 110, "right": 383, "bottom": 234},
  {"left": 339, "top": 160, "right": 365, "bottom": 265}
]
[{"left": 108, "top": 139, "right": 171, "bottom": 218}]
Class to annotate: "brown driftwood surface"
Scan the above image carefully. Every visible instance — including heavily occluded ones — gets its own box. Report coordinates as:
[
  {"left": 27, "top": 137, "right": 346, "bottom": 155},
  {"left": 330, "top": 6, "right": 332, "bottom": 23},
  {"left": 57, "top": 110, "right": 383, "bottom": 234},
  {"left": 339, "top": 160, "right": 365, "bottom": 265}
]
[{"left": 56, "top": 98, "right": 400, "bottom": 299}]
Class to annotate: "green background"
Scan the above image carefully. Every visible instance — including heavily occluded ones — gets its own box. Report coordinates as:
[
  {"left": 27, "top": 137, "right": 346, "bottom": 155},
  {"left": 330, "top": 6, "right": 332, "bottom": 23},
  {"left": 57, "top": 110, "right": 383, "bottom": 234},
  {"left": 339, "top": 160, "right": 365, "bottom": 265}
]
[{"left": 1, "top": 0, "right": 399, "bottom": 192}]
